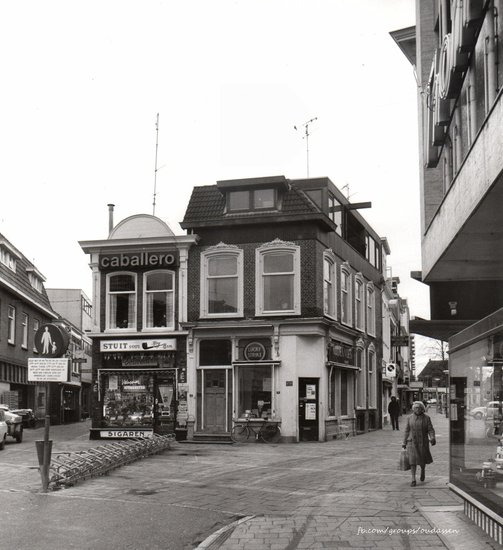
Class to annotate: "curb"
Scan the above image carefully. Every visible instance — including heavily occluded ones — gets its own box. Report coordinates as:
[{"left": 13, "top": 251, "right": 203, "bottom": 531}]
[{"left": 196, "top": 515, "right": 256, "bottom": 549}]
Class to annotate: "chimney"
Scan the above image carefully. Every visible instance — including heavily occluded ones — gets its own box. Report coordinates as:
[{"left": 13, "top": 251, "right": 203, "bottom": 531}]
[{"left": 107, "top": 204, "right": 115, "bottom": 234}]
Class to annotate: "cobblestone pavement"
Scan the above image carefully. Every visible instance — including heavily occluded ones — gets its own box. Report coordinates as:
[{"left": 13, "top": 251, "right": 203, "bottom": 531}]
[{"left": 0, "top": 411, "right": 500, "bottom": 549}]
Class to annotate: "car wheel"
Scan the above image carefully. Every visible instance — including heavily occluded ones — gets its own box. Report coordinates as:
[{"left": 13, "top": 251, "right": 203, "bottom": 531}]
[
  {"left": 15, "top": 427, "right": 23, "bottom": 443},
  {"left": 474, "top": 412, "right": 483, "bottom": 420},
  {"left": 0, "top": 434, "right": 5, "bottom": 450}
]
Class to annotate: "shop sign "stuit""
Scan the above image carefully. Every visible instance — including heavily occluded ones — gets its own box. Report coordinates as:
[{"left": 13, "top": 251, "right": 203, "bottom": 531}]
[{"left": 99, "top": 252, "right": 177, "bottom": 268}]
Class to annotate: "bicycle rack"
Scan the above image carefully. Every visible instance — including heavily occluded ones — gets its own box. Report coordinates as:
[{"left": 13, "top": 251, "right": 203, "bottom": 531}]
[{"left": 48, "top": 433, "right": 176, "bottom": 489}]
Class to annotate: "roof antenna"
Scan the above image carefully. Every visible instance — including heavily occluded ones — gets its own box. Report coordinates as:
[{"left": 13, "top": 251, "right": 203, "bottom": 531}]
[
  {"left": 294, "top": 117, "right": 317, "bottom": 178},
  {"left": 152, "top": 113, "right": 159, "bottom": 216}
]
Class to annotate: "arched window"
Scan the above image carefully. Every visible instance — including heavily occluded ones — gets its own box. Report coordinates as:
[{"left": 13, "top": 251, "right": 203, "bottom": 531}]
[
  {"left": 201, "top": 245, "right": 243, "bottom": 317},
  {"left": 354, "top": 273, "right": 364, "bottom": 331},
  {"left": 366, "top": 283, "right": 376, "bottom": 336},
  {"left": 256, "top": 240, "right": 300, "bottom": 315},
  {"left": 340, "top": 263, "right": 352, "bottom": 326},
  {"left": 143, "top": 270, "right": 175, "bottom": 330},
  {"left": 323, "top": 250, "right": 336, "bottom": 318},
  {"left": 106, "top": 272, "right": 137, "bottom": 330}
]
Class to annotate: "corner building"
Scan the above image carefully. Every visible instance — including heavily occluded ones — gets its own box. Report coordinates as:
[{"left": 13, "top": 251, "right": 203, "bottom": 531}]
[
  {"left": 181, "top": 176, "right": 386, "bottom": 442},
  {"left": 80, "top": 213, "right": 197, "bottom": 439},
  {"left": 393, "top": 0, "right": 503, "bottom": 543}
]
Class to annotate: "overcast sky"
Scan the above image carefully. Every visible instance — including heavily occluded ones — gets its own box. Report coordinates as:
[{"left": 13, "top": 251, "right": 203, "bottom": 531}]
[{"left": 0, "top": 0, "right": 435, "bottom": 367}]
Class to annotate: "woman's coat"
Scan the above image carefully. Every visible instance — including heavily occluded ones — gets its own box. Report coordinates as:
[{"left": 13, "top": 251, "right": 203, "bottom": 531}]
[{"left": 403, "top": 412, "right": 436, "bottom": 466}]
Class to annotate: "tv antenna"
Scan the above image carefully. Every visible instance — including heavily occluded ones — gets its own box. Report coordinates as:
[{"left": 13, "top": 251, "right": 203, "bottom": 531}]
[
  {"left": 152, "top": 113, "right": 159, "bottom": 216},
  {"left": 294, "top": 117, "right": 317, "bottom": 177}
]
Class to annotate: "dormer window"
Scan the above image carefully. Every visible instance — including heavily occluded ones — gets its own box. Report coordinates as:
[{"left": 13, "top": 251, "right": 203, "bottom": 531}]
[
  {"left": 26, "top": 266, "right": 46, "bottom": 293},
  {"left": 0, "top": 240, "right": 21, "bottom": 273},
  {"left": 228, "top": 188, "right": 276, "bottom": 212}
]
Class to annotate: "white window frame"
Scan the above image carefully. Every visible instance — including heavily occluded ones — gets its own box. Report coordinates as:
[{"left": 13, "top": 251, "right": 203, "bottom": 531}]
[
  {"left": 323, "top": 250, "right": 336, "bottom": 319},
  {"left": 340, "top": 262, "right": 352, "bottom": 326},
  {"left": 142, "top": 270, "right": 175, "bottom": 331},
  {"left": 105, "top": 271, "right": 137, "bottom": 332},
  {"left": 33, "top": 318, "right": 40, "bottom": 353},
  {"left": 354, "top": 273, "right": 364, "bottom": 331},
  {"left": 366, "top": 282, "right": 376, "bottom": 337},
  {"left": 21, "top": 313, "right": 28, "bottom": 349},
  {"left": 0, "top": 248, "right": 17, "bottom": 272},
  {"left": 255, "top": 239, "right": 300, "bottom": 316},
  {"left": 355, "top": 342, "right": 366, "bottom": 408},
  {"left": 200, "top": 245, "right": 243, "bottom": 318},
  {"left": 368, "top": 345, "right": 376, "bottom": 408},
  {"left": 8, "top": 305, "right": 16, "bottom": 344}
]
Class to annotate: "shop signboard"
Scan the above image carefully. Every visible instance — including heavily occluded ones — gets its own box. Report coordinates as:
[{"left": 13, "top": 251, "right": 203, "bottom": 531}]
[
  {"left": 244, "top": 342, "right": 266, "bottom": 361},
  {"left": 327, "top": 341, "right": 353, "bottom": 365},
  {"left": 100, "top": 430, "right": 154, "bottom": 439},
  {"left": 99, "top": 251, "right": 178, "bottom": 269},
  {"left": 28, "top": 358, "right": 70, "bottom": 382},
  {"left": 100, "top": 339, "right": 177, "bottom": 352}
]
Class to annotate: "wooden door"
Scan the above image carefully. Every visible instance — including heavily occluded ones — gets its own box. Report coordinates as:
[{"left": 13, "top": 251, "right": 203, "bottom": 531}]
[{"left": 203, "top": 370, "right": 226, "bottom": 433}]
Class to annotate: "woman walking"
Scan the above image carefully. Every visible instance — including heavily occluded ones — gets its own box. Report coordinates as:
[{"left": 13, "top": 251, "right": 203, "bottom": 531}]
[{"left": 402, "top": 401, "right": 436, "bottom": 486}]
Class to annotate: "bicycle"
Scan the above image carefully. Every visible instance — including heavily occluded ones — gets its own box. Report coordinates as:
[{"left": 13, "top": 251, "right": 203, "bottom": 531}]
[{"left": 231, "top": 418, "right": 281, "bottom": 443}]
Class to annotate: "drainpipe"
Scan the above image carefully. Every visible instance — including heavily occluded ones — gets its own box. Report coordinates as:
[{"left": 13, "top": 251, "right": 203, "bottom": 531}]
[{"left": 486, "top": 5, "right": 497, "bottom": 110}]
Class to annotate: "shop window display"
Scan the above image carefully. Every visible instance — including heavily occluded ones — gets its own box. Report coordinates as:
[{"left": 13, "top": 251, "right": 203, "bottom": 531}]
[
  {"left": 103, "top": 374, "right": 154, "bottom": 428},
  {"left": 450, "top": 338, "right": 503, "bottom": 517},
  {"left": 237, "top": 365, "right": 272, "bottom": 418}
]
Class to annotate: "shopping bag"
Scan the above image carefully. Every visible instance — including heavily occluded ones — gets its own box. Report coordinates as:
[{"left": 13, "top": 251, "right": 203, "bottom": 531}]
[{"left": 398, "top": 449, "right": 410, "bottom": 471}]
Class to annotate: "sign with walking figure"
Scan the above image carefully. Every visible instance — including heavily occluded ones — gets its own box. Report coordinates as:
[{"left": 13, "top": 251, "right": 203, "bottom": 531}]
[{"left": 34, "top": 323, "right": 70, "bottom": 358}]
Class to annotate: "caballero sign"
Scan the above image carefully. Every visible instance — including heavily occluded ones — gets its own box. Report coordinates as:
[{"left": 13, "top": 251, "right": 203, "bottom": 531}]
[{"left": 99, "top": 252, "right": 178, "bottom": 269}]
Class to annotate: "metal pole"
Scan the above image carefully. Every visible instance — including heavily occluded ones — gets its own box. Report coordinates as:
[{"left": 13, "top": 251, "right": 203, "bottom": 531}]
[{"left": 41, "top": 383, "right": 51, "bottom": 492}]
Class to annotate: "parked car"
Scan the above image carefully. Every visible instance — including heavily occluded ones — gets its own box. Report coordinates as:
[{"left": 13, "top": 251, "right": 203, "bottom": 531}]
[
  {"left": 470, "top": 401, "right": 503, "bottom": 420},
  {"left": 10, "top": 408, "right": 37, "bottom": 428},
  {"left": 0, "top": 405, "right": 23, "bottom": 443},
  {"left": 0, "top": 409, "right": 7, "bottom": 450}
]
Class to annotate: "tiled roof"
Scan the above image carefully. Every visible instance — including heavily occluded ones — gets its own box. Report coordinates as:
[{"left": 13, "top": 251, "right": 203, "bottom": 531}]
[
  {"left": 0, "top": 232, "right": 56, "bottom": 315},
  {"left": 181, "top": 182, "right": 322, "bottom": 227}
]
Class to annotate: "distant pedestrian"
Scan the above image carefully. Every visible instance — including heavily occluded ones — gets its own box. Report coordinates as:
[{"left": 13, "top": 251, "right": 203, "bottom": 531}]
[
  {"left": 402, "top": 401, "right": 436, "bottom": 487},
  {"left": 388, "top": 396, "right": 400, "bottom": 430}
]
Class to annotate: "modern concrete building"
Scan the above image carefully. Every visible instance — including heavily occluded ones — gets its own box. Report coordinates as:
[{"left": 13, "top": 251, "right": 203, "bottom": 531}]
[{"left": 393, "top": 0, "right": 503, "bottom": 543}]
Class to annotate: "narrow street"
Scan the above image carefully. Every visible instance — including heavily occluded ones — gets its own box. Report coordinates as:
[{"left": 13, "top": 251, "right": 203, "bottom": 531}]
[{"left": 0, "top": 410, "right": 498, "bottom": 549}]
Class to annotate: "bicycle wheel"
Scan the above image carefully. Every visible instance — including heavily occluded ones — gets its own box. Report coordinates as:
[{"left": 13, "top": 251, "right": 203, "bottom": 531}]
[
  {"left": 259, "top": 424, "right": 281, "bottom": 443},
  {"left": 231, "top": 425, "right": 250, "bottom": 443}
]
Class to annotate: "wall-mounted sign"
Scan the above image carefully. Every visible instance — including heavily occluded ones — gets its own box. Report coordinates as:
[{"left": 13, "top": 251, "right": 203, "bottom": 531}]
[
  {"left": 100, "top": 339, "right": 177, "bottom": 352},
  {"left": 306, "top": 384, "right": 316, "bottom": 399},
  {"left": 28, "top": 358, "right": 70, "bottom": 382},
  {"left": 34, "top": 323, "right": 70, "bottom": 357},
  {"left": 244, "top": 342, "right": 266, "bottom": 361},
  {"left": 327, "top": 341, "right": 353, "bottom": 365},
  {"left": 99, "top": 252, "right": 178, "bottom": 269}
]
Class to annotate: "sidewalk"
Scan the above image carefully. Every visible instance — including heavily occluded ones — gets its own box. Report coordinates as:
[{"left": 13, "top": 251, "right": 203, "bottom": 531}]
[
  {"left": 0, "top": 412, "right": 500, "bottom": 549},
  {"left": 193, "top": 410, "right": 499, "bottom": 550}
]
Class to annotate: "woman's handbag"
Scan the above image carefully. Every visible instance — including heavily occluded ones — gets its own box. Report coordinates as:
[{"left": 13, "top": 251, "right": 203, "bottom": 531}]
[{"left": 398, "top": 449, "right": 410, "bottom": 471}]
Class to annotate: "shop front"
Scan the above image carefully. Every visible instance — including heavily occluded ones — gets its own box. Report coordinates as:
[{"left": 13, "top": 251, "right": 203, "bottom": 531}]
[
  {"left": 90, "top": 337, "right": 188, "bottom": 439},
  {"left": 448, "top": 310, "right": 503, "bottom": 544},
  {"left": 194, "top": 337, "right": 280, "bottom": 435}
]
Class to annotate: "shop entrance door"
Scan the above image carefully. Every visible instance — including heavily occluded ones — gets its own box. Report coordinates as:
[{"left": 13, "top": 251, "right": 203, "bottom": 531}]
[
  {"left": 203, "top": 370, "right": 227, "bottom": 433},
  {"left": 450, "top": 376, "right": 466, "bottom": 473},
  {"left": 299, "top": 378, "right": 319, "bottom": 441}
]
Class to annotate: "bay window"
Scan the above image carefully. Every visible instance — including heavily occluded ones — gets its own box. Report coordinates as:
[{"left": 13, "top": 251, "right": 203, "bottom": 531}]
[{"left": 106, "top": 272, "right": 137, "bottom": 330}]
